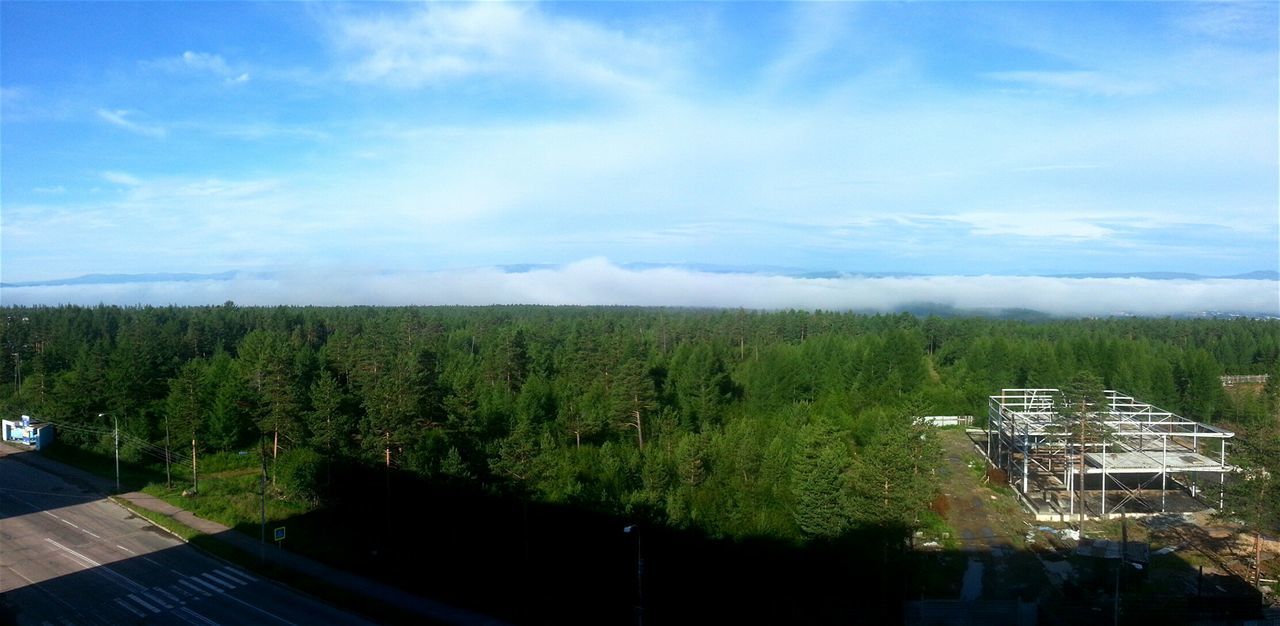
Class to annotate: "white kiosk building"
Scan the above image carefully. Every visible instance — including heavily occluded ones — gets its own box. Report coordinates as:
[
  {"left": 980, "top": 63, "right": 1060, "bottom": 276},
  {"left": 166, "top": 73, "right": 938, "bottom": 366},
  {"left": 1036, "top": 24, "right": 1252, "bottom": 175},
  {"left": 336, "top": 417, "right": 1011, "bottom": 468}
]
[{"left": 2, "top": 415, "right": 55, "bottom": 450}]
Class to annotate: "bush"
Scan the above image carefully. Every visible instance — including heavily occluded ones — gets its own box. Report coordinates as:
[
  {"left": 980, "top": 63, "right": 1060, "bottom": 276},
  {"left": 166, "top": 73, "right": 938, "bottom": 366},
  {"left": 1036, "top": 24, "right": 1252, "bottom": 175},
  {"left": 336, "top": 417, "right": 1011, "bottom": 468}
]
[{"left": 274, "top": 448, "right": 323, "bottom": 504}]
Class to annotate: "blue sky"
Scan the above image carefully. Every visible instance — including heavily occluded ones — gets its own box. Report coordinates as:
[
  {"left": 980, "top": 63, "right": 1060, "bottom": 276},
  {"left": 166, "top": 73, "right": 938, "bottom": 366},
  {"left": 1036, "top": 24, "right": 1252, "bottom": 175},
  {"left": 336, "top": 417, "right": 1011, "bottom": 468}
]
[{"left": 1, "top": 2, "right": 1277, "bottom": 309}]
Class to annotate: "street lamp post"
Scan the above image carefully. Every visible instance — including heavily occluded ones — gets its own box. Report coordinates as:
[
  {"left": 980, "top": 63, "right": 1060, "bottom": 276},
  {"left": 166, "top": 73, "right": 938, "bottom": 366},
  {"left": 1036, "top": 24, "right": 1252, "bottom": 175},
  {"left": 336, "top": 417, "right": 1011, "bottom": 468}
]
[
  {"left": 624, "top": 524, "right": 644, "bottom": 626},
  {"left": 101, "top": 412, "right": 118, "bottom": 492}
]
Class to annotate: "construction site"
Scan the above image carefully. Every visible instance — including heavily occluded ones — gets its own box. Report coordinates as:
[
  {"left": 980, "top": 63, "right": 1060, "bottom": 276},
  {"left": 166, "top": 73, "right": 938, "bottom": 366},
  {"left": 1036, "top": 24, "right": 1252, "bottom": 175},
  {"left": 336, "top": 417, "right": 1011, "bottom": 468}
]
[{"left": 984, "top": 388, "right": 1235, "bottom": 522}]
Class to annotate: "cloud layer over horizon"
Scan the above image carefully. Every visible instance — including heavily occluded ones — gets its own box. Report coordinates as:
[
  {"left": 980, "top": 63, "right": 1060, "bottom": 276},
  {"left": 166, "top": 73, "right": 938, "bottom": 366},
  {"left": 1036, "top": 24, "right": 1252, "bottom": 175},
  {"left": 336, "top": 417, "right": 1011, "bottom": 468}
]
[
  {"left": 2, "top": 259, "right": 1275, "bottom": 318},
  {"left": 2, "top": 2, "right": 1277, "bottom": 289}
]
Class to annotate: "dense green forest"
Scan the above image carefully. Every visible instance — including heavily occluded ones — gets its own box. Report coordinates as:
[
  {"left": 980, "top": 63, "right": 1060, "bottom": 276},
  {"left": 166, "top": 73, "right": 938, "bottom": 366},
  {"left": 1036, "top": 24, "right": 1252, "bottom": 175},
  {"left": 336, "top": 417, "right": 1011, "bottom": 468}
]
[{"left": 4, "top": 305, "right": 1278, "bottom": 545}]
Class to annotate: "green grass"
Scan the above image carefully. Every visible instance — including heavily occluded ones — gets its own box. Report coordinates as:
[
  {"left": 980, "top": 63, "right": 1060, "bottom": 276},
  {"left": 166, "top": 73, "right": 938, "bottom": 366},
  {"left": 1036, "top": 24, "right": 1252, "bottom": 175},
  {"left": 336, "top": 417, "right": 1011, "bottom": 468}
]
[
  {"left": 140, "top": 452, "right": 310, "bottom": 530},
  {"left": 40, "top": 441, "right": 313, "bottom": 543}
]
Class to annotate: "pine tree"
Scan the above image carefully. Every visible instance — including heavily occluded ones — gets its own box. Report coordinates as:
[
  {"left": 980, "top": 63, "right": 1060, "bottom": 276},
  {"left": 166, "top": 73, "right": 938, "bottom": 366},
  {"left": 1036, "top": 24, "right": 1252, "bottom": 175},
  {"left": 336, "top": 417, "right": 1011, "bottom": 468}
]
[{"left": 790, "top": 417, "right": 851, "bottom": 539}]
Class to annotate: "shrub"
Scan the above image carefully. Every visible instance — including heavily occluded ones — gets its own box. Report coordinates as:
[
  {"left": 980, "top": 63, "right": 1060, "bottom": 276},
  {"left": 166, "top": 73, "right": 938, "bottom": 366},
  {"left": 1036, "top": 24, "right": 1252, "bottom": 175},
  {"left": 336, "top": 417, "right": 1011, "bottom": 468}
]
[{"left": 274, "top": 448, "right": 323, "bottom": 504}]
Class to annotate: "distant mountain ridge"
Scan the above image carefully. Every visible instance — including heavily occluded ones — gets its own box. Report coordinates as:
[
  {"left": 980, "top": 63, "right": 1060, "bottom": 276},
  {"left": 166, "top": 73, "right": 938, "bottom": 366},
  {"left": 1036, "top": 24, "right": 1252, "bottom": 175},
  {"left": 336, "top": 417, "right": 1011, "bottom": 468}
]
[
  {"left": 3, "top": 267, "right": 1276, "bottom": 288},
  {"left": 1, "top": 271, "right": 240, "bottom": 287}
]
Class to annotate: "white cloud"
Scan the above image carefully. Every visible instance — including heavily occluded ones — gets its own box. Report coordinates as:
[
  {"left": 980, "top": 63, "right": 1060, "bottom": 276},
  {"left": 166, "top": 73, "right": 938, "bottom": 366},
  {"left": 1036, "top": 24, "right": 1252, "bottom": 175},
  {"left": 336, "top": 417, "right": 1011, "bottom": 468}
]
[
  {"left": 96, "top": 109, "right": 166, "bottom": 138},
  {"left": 1, "top": 259, "right": 1275, "bottom": 317},
  {"left": 328, "top": 3, "right": 678, "bottom": 95},
  {"left": 182, "top": 50, "right": 231, "bottom": 74}
]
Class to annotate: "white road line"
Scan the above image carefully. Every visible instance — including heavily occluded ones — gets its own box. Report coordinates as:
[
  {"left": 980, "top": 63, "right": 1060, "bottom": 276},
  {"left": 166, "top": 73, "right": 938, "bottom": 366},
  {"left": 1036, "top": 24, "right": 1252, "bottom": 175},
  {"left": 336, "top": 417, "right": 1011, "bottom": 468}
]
[
  {"left": 214, "top": 589, "right": 298, "bottom": 626},
  {"left": 127, "top": 593, "right": 161, "bottom": 614},
  {"left": 200, "top": 571, "right": 237, "bottom": 590},
  {"left": 59, "top": 518, "right": 79, "bottom": 529},
  {"left": 171, "top": 609, "right": 205, "bottom": 626},
  {"left": 46, "top": 539, "right": 101, "bottom": 567},
  {"left": 43, "top": 511, "right": 59, "bottom": 518},
  {"left": 178, "top": 579, "right": 212, "bottom": 597},
  {"left": 142, "top": 556, "right": 164, "bottom": 567},
  {"left": 116, "top": 544, "right": 136, "bottom": 555},
  {"left": 4, "top": 564, "right": 96, "bottom": 623},
  {"left": 170, "top": 584, "right": 196, "bottom": 599},
  {"left": 115, "top": 597, "right": 147, "bottom": 618},
  {"left": 46, "top": 538, "right": 144, "bottom": 593},
  {"left": 176, "top": 607, "right": 221, "bottom": 626},
  {"left": 216, "top": 566, "right": 255, "bottom": 585},
  {"left": 223, "top": 566, "right": 258, "bottom": 582},
  {"left": 188, "top": 576, "right": 222, "bottom": 594},
  {"left": 204, "top": 569, "right": 243, "bottom": 588},
  {"left": 82, "top": 529, "right": 101, "bottom": 539}
]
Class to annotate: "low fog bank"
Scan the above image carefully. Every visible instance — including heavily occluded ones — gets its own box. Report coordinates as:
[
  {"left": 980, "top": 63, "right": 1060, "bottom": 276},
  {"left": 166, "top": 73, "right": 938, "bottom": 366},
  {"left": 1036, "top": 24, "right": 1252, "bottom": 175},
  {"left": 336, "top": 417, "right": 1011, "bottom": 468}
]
[{"left": 3, "top": 258, "right": 1276, "bottom": 317}]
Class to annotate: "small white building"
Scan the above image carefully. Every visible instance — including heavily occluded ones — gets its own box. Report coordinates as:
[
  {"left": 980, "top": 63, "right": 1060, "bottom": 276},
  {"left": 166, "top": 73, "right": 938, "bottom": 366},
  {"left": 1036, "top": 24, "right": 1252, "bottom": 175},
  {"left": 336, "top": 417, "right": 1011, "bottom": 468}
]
[{"left": 2, "top": 415, "right": 55, "bottom": 450}]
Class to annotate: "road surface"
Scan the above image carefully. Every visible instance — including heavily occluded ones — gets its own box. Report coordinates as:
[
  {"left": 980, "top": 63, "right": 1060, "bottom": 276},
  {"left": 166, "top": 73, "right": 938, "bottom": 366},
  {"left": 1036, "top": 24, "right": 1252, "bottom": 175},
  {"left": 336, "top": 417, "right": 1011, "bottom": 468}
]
[{"left": 0, "top": 446, "right": 373, "bottom": 626}]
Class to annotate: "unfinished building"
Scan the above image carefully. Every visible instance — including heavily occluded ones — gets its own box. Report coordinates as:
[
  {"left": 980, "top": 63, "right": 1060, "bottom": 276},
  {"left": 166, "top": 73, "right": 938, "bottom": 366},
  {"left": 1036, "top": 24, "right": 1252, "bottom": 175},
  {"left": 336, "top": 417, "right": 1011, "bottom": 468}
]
[{"left": 984, "top": 389, "right": 1234, "bottom": 522}]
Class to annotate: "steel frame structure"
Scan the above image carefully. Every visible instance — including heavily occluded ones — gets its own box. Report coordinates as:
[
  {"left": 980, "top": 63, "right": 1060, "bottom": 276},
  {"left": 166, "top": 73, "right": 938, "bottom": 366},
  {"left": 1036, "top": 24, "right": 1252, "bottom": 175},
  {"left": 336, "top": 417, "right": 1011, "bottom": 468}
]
[{"left": 985, "top": 388, "right": 1234, "bottom": 521}]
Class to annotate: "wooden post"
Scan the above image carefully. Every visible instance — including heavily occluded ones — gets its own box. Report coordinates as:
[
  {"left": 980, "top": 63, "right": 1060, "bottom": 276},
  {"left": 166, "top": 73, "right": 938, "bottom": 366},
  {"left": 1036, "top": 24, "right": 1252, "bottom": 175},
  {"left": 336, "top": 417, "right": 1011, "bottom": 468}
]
[
  {"left": 1256, "top": 531, "right": 1263, "bottom": 590},
  {"left": 164, "top": 415, "right": 171, "bottom": 489}
]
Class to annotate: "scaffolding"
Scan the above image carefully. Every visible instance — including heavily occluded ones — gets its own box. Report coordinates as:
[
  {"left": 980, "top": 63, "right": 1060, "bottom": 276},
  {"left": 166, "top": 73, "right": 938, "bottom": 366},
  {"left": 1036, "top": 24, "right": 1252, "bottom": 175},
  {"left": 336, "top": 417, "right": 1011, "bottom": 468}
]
[{"left": 985, "top": 389, "right": 1234, "bottom": 522}]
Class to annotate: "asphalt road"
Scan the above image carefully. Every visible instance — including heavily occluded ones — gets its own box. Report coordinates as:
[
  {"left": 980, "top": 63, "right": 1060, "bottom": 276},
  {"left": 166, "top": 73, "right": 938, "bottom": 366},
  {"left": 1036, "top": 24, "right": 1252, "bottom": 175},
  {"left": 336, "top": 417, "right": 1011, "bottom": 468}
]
[{"left": 0, "top": 447, "right": 373, "bottom": 626}]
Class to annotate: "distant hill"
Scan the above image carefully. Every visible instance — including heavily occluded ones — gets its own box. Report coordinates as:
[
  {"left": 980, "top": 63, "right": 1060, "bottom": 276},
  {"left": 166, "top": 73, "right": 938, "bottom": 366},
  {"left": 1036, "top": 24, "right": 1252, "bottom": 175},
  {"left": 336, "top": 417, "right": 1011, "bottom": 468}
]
[
  {"left": 0, "top": 271, "right": 241, "bottom": 288},
  {"left": 1050, "top": 270, "right": 1279, "bottom": 280}
]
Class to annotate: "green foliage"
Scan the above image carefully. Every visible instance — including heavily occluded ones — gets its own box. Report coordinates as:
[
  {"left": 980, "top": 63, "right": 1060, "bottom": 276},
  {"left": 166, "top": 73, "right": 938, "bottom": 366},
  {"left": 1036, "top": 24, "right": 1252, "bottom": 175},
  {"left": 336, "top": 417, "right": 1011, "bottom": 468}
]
[
  {"left": 3, "top": 304, "right": 1277, "bottom": 545},
  {"left": 790, "top": 415, "right": 852, "bottom": 538},
  {"left": 1220, "top": 422, "right": 1280, "bottom": 535},
  {"left": 274, "top": 447, "right": 323, "bottom": 504}
]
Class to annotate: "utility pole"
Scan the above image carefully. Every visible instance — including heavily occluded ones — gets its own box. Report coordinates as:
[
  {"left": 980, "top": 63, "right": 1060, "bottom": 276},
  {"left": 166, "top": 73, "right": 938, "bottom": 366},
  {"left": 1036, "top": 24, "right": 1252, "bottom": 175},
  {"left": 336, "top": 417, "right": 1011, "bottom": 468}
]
[
  {"left": 164, "top": 414, "right": 172, "bottom": 489},
  {"left": 259, "top": 432, "right": 268, "bottom": 564},
  {"left": 102, "top": 413, "right": 119, "bottom": 492},
  {"left": 191, "top": 438, "right": 198, "bottom": 494}
]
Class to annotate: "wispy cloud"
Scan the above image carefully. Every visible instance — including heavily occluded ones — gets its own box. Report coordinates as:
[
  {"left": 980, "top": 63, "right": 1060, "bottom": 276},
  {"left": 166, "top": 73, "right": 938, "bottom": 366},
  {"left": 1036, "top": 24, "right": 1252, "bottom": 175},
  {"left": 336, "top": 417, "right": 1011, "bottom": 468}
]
[
  {"left": 1174, "top": 2, "right": 1278, "bottom": 40},
  {"left": 327, "top": 3, "right": 679, "bottom": 96},
  {"left": 101, "top": 171, "right": 143, "bottom": 186},
  {"left": 983, "top": 70, "right": 1155, "bottom": 96},
  {"left": 96, "top": 109, "right": 166, "bottom": 137},
  {"left": 929, "top": 212, "right": 1115, "bottom": 240},
  {"left": 759, "top": 3, "right": 857, "bottom": 92},
  {"left": 148, "top": 50, "right": 251, "bottom": 85},
  {"left": 2, "top": 259, "right": 1275, "bottom": 317}
]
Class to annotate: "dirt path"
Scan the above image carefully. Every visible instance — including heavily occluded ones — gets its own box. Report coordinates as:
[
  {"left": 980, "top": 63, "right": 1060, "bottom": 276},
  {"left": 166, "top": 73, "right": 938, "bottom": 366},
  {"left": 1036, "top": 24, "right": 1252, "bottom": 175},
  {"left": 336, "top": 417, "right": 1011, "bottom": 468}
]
[{"left": 935, "top": 428, "right": 1052, "bottom": 603}]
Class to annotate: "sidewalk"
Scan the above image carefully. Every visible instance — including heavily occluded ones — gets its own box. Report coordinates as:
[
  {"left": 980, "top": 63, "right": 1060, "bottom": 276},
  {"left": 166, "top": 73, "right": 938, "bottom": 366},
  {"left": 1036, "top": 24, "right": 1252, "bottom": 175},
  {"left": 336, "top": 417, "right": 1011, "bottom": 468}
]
[{"left": 1, "top": 444, "right": 506, "bottom": 626}]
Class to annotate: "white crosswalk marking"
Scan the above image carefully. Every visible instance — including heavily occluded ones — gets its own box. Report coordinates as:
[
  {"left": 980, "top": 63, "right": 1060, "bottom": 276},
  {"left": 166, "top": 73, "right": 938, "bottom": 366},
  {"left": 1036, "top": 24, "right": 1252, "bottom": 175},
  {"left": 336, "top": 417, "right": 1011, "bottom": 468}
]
[
  {"left": 115, "top": 597, "right": 147, "bottom": 618},
  {"left": 221, "top": 566, "right": 257, "bottom": 583},
  {"left": 144, "top": 589, "right": 174, "bottom": 609},
  {"left": 214, "top": 566, "right": 252, "bottom": 585},
  {"left": 179, "top": 578, "right": 213, "bottom": 597},
  {"left": 189, "top": 576, "right": 222, "bottom": 594},
  {"left": 154, "top": 586, "right": 184, "bottom": 605},
  {"left": 205, "top": 569, "right": 244, "bottom": 588},
  {"left": 201, "top": 571, "right": 236, "bottom": 590},
  {"left": 128, "top": 593, "right": 160, "bottom": 613}
]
